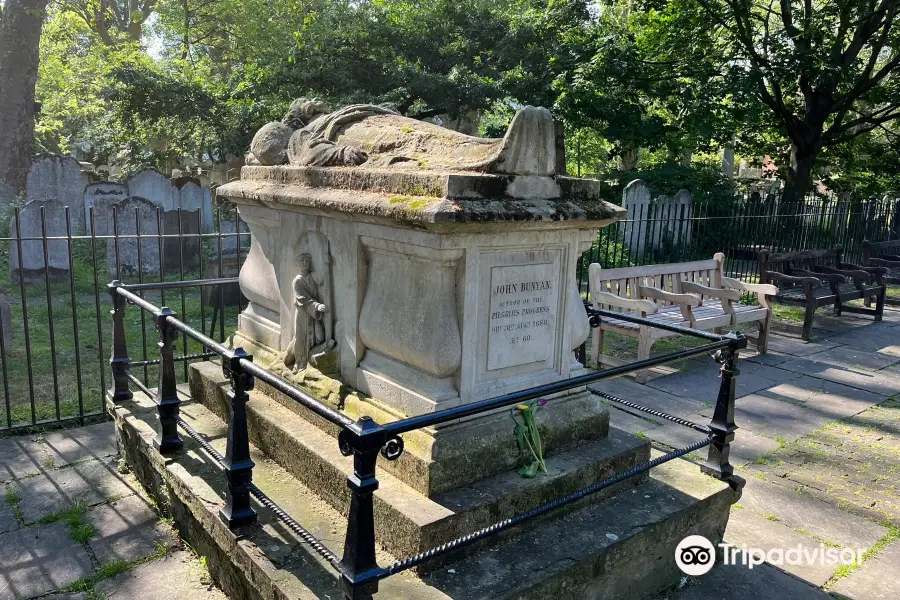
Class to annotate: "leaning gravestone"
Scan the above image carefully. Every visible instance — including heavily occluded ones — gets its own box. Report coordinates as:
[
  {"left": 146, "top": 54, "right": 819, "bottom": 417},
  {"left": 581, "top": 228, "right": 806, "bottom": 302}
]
[
  {"left": 26, "top": 156, "right": 88, "bottom": 230},
  {"left": 9, "top": 199, "right": 73, "bottom": 283},
  {"left": 107, "top": 197, "right": 161, "bottom": 277},
  {"left": 162, "top": 209, "right": 201, "bottom": 271},
  {"left": 83, "top": 182, "right": 128, "bottom": 231},
  {"left": 127, "top": 169, "right": 176, "bottom": 211}
]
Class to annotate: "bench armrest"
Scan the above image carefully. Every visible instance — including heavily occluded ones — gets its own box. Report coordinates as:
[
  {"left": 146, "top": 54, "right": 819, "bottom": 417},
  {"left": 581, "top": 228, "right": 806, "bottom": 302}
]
[
  {"left": 764, "top": 271, "right": 822, "bottom": 286},
  {"left": 816, "top": 265, "right": 871, "bottom": 286},
  {"left": 638, "top": 286, "right": 702, "bottom": 306},
  {"left": 869, "top": 257, "right": 900, "bottom": 267},
  {"left": 882, "top": 254, "right": 900, "bottom": 261},
  {"left": 794, "top": 268, "right": 845, "bottom": 284},
  {"left": 591, "top": 292, "right": 659, "bottom": 315},
  {"left": 841, "top": 262, "right": 889, "bottom": 285},
  {"left": 680, "top": 281, "right": 742, "bottom": 301},
  {"left": 722, "top": 277, "right": 778, "bottom": 308}
]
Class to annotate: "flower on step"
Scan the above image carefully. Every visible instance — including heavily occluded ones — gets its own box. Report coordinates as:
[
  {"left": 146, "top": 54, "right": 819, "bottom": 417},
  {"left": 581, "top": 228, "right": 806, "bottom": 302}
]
[{"left": 511, "top": 399, "right": 549, "bottom": 478}]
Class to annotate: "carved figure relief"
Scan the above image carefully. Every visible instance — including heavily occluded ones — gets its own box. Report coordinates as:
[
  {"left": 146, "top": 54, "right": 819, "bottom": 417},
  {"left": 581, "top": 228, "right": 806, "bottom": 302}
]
[{"left": 283, "top": 234, "right": 337, "bottom": 373}]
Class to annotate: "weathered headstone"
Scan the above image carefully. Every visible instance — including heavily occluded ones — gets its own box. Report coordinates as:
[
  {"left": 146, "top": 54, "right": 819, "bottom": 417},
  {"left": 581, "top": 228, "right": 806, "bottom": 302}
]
[
  {"left": 106, "top": 197, "right": 161, "bottom": 277},
  {"left": 177, "top": 181, "right": 203, "bottom": 213},
  {"left": 620, "top": 180, "right": 693, "bottom": 256},
  {"left": 0, "top": 182, "right": 15, "bottom": 208},
  {"left": 9, "top": 199, "right": 74, "bottom": 283},
  {"left": 162, "top": 209, "right": 201, "bottom": 271},
  {"left": 83, "top": 182, "right": 128, "bottom": 230},
  {"left": 26, "top": 156, "right": 89, "bottom": 230},
  {"left": 0, "top": 293, "right": 11, "bottom": 349},
  {"left": 217, "top": 219, "right": 250, "bottom": 255},
  {"left": 210, "top": 165, "right": 228, "bottom": 186},
  {"left": 127, "top": 169, "right": 176, "bottom": 211}
]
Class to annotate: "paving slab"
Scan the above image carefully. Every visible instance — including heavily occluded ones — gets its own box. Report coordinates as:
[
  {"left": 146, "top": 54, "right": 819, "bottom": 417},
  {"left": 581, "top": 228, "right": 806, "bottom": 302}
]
[
  {"left": 87, "top": 494, "right": 178, "bottom": 565},
  {"left": 603, "top": 403, "right": 663, "bottom": 436},
  {"left": 775, "top": 355, "right": 900, "bottom": 397},
  {"left": 41, "top": 422, "right": 118, "bottom": 468},
  {"left": 664, "top": 559, "right": 832, "bottom": 599},
  {"left": 765, "top": 336, "right": 843, "bottom": 357},
  {"left": 736, "top": 476, "right": 888, "bottom": 549},
  {"left": 802, "top": 345, "right": 900, "bottom": 371},
  {"left": 0, "top": 490, "right": 17, "bottom": 534},
  {"left": 0, "top": 436, "right": 51, "bottom": 482},
  {"left": 743, "top": 351, "right": 793, "bottom": 367},
  {"left": 95, "top": 550, "right": 228, "bottom": 600},
  {"left": 724, "top": 509, "right": 837, "bottom": 586},
  {"left": 590, "top": 377, "right": 710, "bottom": 416},
  {"left": 646, "top": 362, "right": 800, "bottom": 405},
  {"left": 13, "top": 458, "right": 138, "bottom": 524},
  {"left": 830, "top": 539, "right": 900, "bottom": 599},
  {"left": 760, "top": 376, "right": 886, "bottom": 421},
  {"left": 0, "top": 521, "right": 94, "bottom": 600},
  {"left": 701, "top": 394, "right": 835, "bottom": 443}
]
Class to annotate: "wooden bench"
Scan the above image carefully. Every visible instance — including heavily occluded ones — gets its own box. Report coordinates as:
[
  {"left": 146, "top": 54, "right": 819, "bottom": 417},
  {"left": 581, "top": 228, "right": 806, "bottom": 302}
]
[
  {"left": 863, "top": 239, "right": 900, "bottom": 305},
  {"left": 588, "top": 253, "right": 776, "bottom": 383},
  {"left": 759, "top": 246, "right": 886, "bottom": 341}
]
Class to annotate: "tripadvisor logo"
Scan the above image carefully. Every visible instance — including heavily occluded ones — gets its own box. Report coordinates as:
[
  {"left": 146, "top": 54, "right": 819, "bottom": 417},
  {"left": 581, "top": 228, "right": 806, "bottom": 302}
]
[{"left": 675, "top": 535, "right": 716, "bottom": 576}]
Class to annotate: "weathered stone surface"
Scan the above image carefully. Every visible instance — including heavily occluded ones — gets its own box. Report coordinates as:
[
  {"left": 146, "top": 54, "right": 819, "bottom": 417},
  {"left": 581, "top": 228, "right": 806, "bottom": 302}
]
[
  {"left": 0, "top": 488, "right": 18, "bottom": 533},
  {"left": 738, "top": 477, "right": 888, "bottom": 549},
  {"left": 760, "top": 375, "right": 886, "bottom": 421},
  {"left": 0, "top": 436, "right": 49, "bottom": 482},
  {"left": 646, "top": 361, "right": 799, "bottom": 405},
  {"left": 26, "top": 156, "right": 89, "bottom": 229},
  {"left": 831, "top": 539, "right": 900, "bottom": 599},
  {"left": 0, "top": 292, "right": 11, "bottom": 349},
  {"left": 251, "top": 121, "right": 294, "bottom": 166},
  {"left": 41, "top": 421, "right": 118, "bottom": 468},
  {"left": 701, "top": 393, "right": 834, "bottom": 443},
  {"left": 776, "top": 355, "right": 900, "bottom": 397},
  {"left": 106, "top": 196, "right": 161, "bottom": 277},
  {"left": 9, "top": 199, "right": 73, "bottom": 283},
  {"left": 803, "top": 345, "right": 899, "bottom": 371},
  {"left": 96, "top": 551, "right": 228, "bottom": 599},
  {"left": 0, "top": 521, "right": 93, "bottom": 599},
  {"left": 217, "top": 218, "right": 249, "bottom": 255},
  {"left": 665, "top": 560, "right": 831, "bottom": 599},
  {"left": 162, "top": 208, "right": 201, "bottom": 270},
  {"left": 12, "top": 458, "right": 137, "bottom": 524},
  {"left": 87, "top": 494, "right": 177, "bottom": 564},
  {"left": 126, "top": 169, "right": 176, "bottom": 211},
  {"left": 175, "top": 179, "right": 214, "bottom": 234},
  {"left": 764, "top": 336, "right": 843, "bottom": 357},
  {"left": 83, "top": 181, "right": 127, "bottom": 231},
  {"left": 724, "top": 510, "right": 838, "bottom": 586}
]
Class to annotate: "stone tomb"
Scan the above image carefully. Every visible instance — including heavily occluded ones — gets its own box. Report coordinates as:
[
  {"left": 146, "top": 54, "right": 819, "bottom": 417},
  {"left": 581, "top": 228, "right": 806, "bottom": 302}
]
[
  {"left": 128, "top": 102, "right": 740, "bottom": 599},
  {"left": 9, "top": 199, "right": 74, "bottom": 283}
]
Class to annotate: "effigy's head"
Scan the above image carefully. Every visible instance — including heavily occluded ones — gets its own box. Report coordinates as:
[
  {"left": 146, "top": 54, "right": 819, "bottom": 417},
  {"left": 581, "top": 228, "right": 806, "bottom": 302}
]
[
  {"left": 298, "top": 253, "right": 313, "bottom": 274},
  {"left": 282, "top": 98, "right": 331, "bottom": 129}
]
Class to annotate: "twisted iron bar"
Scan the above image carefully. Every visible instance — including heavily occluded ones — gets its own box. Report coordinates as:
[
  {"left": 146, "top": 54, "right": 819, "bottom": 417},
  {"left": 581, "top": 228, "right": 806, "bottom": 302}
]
[
  {"left": 173, "top": 416, "right": 341, "bottom": 569},
  {"left": 130, "top": 352, "right": 219, "bottom": 368},
  {"left": 382, "top": 436, "right": 713, "bottom": 577},
  {"left": 589, "top": 389, "right": 711, "bottom": 434}
]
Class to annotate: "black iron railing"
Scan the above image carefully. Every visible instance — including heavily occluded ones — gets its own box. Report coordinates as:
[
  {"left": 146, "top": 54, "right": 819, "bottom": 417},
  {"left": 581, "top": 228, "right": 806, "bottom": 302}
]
[{"left": 108, "top": 279, "right": 745, "bottom": 600}]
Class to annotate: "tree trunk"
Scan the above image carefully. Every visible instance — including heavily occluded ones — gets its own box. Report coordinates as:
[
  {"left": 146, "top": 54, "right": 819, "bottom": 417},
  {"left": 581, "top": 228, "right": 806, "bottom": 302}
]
[
  {"left": 781, "top": 144, "right": 817, "bottom": 204},
  {"left": 618, "top": 147, "right": 638, "bottom": 170},
  {"left": 0, "top": 0, "right": 48, "bottom": 192}
]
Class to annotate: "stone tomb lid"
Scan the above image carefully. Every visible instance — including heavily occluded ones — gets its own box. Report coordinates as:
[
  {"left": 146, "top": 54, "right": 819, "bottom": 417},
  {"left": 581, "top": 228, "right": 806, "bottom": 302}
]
[{"left": 217, "top": 165, "right": 625, "bottom": 229}]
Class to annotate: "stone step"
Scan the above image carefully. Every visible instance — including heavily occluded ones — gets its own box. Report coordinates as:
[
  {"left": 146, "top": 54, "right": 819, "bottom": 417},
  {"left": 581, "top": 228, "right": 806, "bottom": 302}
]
[
  {"left": 111, "top": 389, "right": 739, "bottom": 600},
  {"left": 187, "top": 362, "right": 651, "bottom": 561}
]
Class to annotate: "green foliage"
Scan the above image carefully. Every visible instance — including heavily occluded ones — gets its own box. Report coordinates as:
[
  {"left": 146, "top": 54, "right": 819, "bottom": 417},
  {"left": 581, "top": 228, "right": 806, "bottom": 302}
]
[{"left": 598, "top": 162, "right": 739, "bottom": 205}]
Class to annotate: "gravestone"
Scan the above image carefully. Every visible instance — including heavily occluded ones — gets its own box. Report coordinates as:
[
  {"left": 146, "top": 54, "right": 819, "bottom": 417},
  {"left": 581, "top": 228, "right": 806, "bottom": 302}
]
[
  {"left": 174, "top": 179, "right": 214, "bottom": 232},
  {"left": 9, "top": 199, "right": 73, "bottom": 283},
  {"left": 106, "top": 197, "right": 161, "bottom": 277},
  {"left": 0, "top": 293, "right": 11, "bottom": 349},
  {"left": 26, "top": 156, "right": 88, "bottom": 230},
  {"left": 83, "top": 182, "right": 128, "bottom": 230},
  {"left": 162, "top": 209, "right": 201, "bottom": 271},
  {"left": 0, "top": 182, "right": 15, "bottom": 208},
  {"left": 620, "top": 179, "right": 693, "bottom": 257},
  {"left": 217, "top": 219, "right": 250, "bottom": 255},
  {"left": 176, "top": 181, "right": 203, "bottom": 213},
  {"left": 127, "top": 169, "right": 176, "bottom": 211}
]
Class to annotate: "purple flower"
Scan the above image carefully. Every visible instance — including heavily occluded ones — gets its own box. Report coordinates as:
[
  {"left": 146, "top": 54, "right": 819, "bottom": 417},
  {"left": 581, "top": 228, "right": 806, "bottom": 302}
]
[{"left": 537, "top": 398, "right": 548, "bottom": 406}]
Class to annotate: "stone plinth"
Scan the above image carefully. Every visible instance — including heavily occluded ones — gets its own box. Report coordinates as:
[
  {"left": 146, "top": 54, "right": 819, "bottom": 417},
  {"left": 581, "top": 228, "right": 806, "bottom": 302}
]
[{"left": 217, "top": 164, "right": 624, "bottom": 494}]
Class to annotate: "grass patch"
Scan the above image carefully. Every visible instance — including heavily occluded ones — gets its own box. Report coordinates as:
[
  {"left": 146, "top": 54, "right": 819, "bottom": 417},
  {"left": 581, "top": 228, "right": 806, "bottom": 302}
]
[
  {"left": 764, "top": 513, "right": 780, "bottom": 522},
  {"left": 825, "top": 525, "right": 900, "bottom": 589},
  {"left": 38, "top": 500, "right": 96, "bottom": 542},
  {"left": 4, "top": 483, "right": 24, "bottom": 524}
]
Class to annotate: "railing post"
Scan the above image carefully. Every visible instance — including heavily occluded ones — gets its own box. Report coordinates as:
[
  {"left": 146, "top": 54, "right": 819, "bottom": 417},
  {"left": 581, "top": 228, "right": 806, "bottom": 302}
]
[
  {"left": 337, "top": 417, "right": 384, "bottom": 600},
  {"left": 154, "top": 307, "right": 183, "bottom": 454},
  {"left": 107, "top": 281, "right": 132, "bottom": 404},
  {"left": 219, "top": 348, "right": 257, "bottom": 529},
  {"left": 701, "top": 333, "right": 743, "bottom": 481}
]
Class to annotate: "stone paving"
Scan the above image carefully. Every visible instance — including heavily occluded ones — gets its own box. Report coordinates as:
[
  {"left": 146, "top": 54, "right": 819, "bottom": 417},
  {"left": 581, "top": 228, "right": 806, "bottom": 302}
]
[
  {"left": 0, "top": 422, "right": 226, "bottom": 600},
  {"left": 591, "top": 308, "right": 900, "bottom": 600}
]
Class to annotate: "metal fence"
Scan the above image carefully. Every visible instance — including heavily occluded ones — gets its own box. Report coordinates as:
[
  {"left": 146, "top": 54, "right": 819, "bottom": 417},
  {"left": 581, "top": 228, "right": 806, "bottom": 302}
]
[
  {"left": 0, "top": 203, "right": 249, "bottom": 434},
  {"left": 576, "top": 194, "right": 900, "bottom": 293}
]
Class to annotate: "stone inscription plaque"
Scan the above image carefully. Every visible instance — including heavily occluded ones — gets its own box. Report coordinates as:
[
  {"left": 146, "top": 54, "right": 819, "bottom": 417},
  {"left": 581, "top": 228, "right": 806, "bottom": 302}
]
[{"left": 487, "top": 263, "right": 558, "bottom": 371}]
